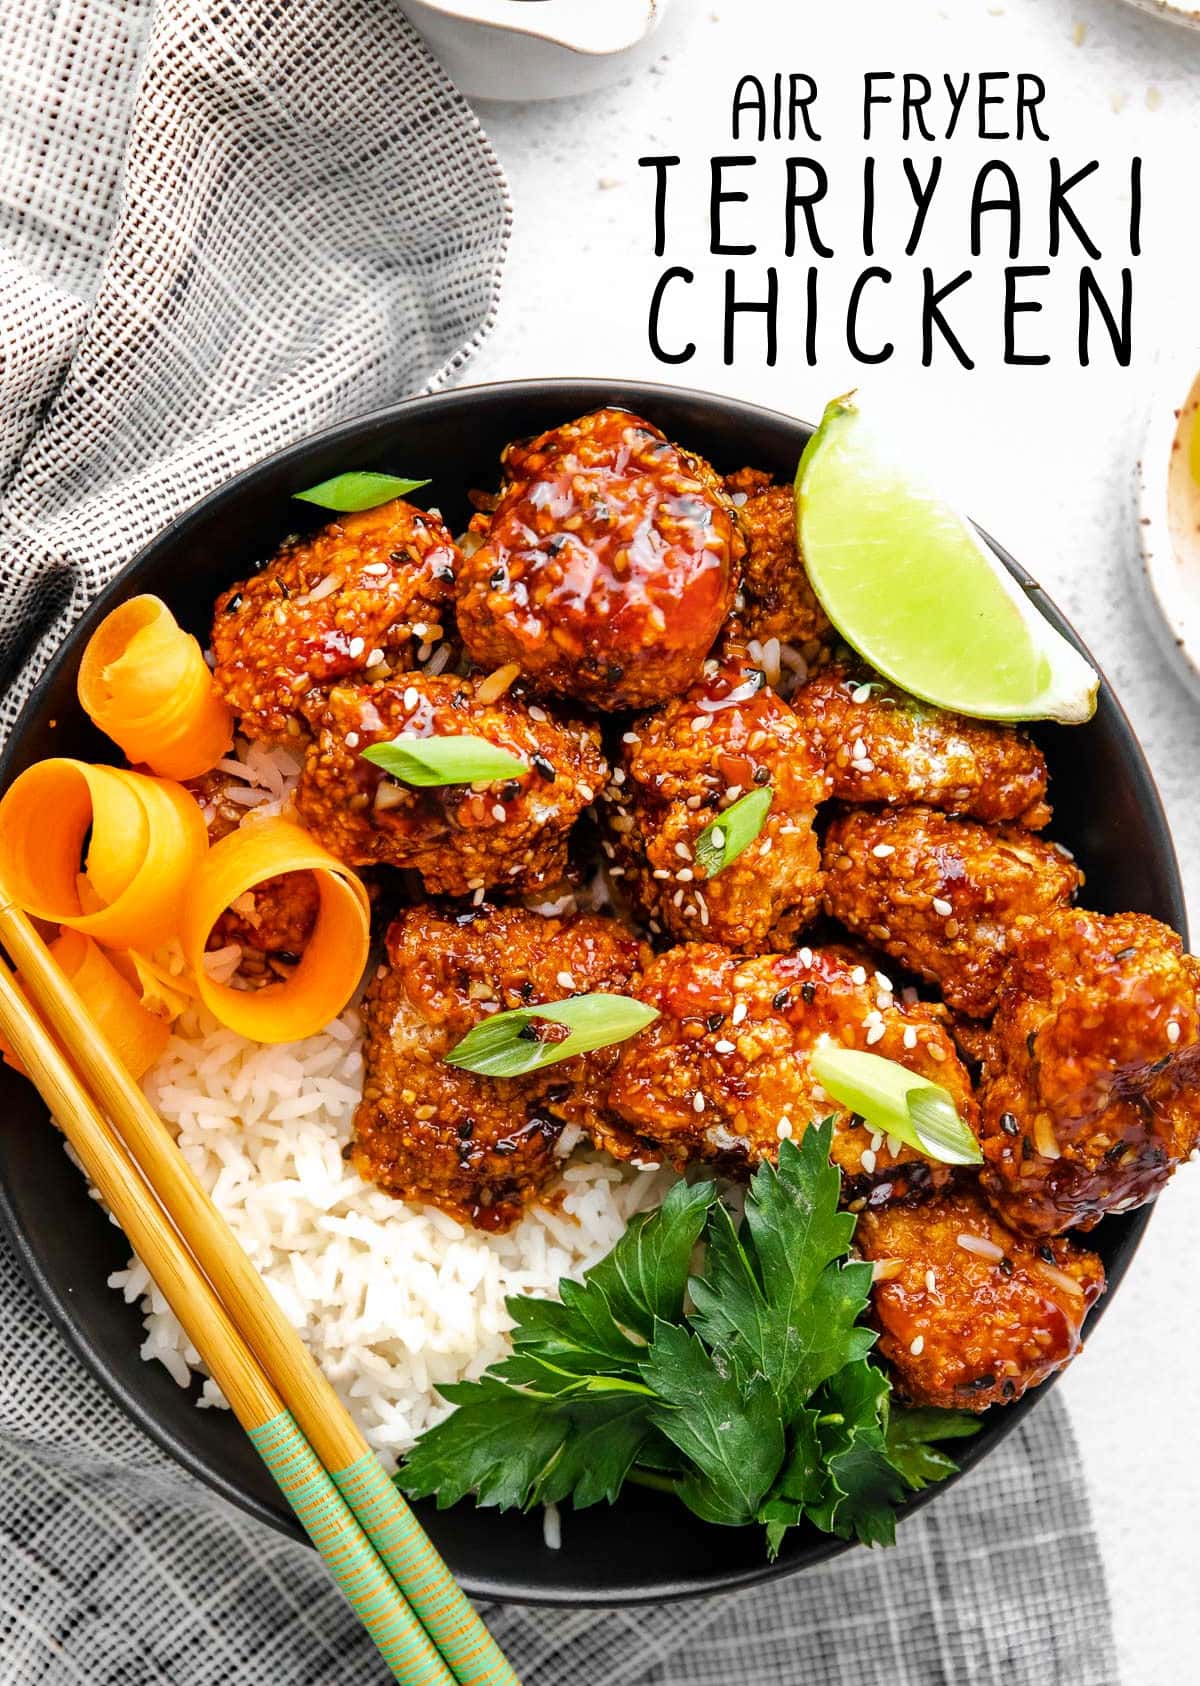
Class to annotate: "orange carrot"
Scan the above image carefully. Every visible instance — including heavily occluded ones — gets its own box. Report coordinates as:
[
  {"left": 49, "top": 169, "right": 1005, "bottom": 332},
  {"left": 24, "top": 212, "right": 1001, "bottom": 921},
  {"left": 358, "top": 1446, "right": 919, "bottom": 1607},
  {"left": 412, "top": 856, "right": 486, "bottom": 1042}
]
[
  {"left": 181, "top": 818, "right": 370, "bottom": 1043},
  {"left": 78, "top": 595, "right": 233, "bottom": 780},
  {"left": 0, "top": 760, "right": 208, "bottom": 951}
]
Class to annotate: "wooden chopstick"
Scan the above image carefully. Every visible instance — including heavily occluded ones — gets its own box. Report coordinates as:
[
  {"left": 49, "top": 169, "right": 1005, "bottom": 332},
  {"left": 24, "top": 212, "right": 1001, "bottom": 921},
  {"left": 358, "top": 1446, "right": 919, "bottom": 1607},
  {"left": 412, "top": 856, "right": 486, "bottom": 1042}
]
[
  {"left": 0, "top": 953, "right": 458, "bottom": 1686},
  {"left": 0, "top": 900, "right": 520, "bottom": 1686}
]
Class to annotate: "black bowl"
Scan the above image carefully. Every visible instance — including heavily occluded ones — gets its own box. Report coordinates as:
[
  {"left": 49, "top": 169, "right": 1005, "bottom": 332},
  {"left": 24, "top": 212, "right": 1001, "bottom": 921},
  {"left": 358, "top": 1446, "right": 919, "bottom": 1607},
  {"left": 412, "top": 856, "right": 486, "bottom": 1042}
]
[{"left": 0, "top": 379, "right": 1184, "bottom": 1606}]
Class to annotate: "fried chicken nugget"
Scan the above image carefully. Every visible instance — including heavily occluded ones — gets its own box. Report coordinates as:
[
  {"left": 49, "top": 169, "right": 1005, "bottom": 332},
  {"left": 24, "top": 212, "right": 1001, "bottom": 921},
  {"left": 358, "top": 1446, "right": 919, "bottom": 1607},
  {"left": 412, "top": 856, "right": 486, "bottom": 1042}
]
[
  {"left": 295, "top": 673, "right": 606, "bottom": 898},
  {"left": 857, "top": 1185, "right": 1104, "bottom": 1410},
  {"left": 456, "top": 408, "right": 743, "bottom": 711},
  {"left": 978, "top": 908, "right": 1200, "bottom": 1237},
  {"left": 353, "top": 904, "right": 648, "bottom": 1231},
  {"left": 823, "top": 806, "right": 1081, "bottom": 1016},
  {"left": 212, "top": 499, "right": 459, "bottom": 742},
  {"left": 604, "top": 656, "right": 825, "bottom": 952},
  {"left": 721, "top": 467, "right": 831, "bottom": 652},
  {"left": 605, "top": 941, "right": 977, "bottom": 1189},
  {"left": 792, "top": 665, "right": 1052, "bottom": 828}
]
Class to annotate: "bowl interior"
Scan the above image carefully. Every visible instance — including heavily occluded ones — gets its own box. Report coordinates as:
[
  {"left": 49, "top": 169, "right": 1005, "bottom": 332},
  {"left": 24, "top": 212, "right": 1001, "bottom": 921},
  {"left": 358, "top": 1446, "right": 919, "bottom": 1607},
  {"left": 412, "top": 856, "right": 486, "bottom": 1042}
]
[{"left": 0, "top": 379, "right": 1181, "bottom": 1605}]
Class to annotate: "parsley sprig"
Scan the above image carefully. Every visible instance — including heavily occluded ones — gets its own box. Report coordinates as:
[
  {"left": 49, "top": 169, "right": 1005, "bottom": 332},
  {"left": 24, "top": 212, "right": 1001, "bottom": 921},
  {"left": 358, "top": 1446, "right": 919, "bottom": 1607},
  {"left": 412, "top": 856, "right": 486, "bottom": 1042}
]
[{"left": 396, "top": 1121, "right": 978, "bottom": 1556}]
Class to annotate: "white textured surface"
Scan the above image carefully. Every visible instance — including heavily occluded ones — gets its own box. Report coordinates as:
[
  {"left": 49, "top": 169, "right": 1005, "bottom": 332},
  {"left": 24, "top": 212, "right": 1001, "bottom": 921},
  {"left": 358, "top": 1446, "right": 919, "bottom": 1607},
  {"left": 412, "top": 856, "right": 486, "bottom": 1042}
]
[{"left": 461, "top": 3, "right": 1200, "bottom": 1678}]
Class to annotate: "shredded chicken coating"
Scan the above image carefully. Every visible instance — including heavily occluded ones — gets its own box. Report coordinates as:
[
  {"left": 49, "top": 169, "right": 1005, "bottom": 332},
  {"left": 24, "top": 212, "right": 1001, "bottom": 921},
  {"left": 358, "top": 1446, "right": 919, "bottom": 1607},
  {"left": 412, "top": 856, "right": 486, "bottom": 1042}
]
[
  {"left": 456, "top": 408, "right": 743, "bottom": 711},
  {"left": 605, "top": 942, "right": 977, "bottom": 1186},
  {"left": 721, "top": 467, "right": 831, "bottom": 651},
  {"left": 352, "top": 904, "right": 647, "bottom": 1231},
  {"left": 792, "top": 665, "right": 1052, "bottom": 828},
  {"left": 857, "top": 1185, "right": 1104, "bottom": 1410},
  {"left": 823, "top": 805, "right": 1081, "bottom": 1016},
  {"left": 605, "top": 657, "right": 825, "bottom": 952},
  {"left": 295, "top": 673, "right": 606, "bottom": 898},
  {"left": 186, "top": 768, "right": 318, "bottom": 956},
  {"left": 211, "top": 499, "right": 459, "bottom": 742},
  {"left": 978, "top": 907, "right": 1200, "bottom": 1237}
]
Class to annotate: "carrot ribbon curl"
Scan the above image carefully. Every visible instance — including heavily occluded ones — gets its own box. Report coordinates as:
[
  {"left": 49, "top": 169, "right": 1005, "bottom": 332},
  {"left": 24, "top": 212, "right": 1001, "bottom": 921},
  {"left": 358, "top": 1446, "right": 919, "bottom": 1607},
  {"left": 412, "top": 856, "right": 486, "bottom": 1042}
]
[{"left": 78, "top": 595, "right": 233, "bottom": 780}]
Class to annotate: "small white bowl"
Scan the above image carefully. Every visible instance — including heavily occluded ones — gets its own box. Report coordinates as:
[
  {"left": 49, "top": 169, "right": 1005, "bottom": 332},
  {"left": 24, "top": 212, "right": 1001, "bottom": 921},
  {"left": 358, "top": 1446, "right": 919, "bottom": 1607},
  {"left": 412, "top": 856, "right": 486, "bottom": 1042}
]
[
  {"left": 403, "top": 0, "right": 670, "bottom": 102},
  {"left": 1136, "top": 356, "right": 1200, "bottom": 701}
]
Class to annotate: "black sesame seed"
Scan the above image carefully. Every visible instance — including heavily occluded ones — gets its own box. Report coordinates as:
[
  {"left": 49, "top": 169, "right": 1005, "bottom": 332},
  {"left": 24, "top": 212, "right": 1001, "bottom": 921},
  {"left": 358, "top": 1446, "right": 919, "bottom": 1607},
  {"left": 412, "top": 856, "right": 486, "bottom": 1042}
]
[
  {"left": 519, "top": 979, "right": 535, "bottom": 1002},
  {"left": 800, "top": 981, "right": 816, "bottom": 1005},
  {"left": 998, "top": 1256, "right": 1014, "bottom": 1277},
  {"left": 1001, "top": 1379, "right": 1016, "bottom": 1400},
  {"left": 450, "top": 691, "right": 469, "bottom": 710},
  {"left": 532, "top": 755, "right": 556, "bottom": 783},
  {"left": 605, "top": 664, "right": 625, "bottom": 683},
  {"left": 1038, "top": 1245, "right": 1056, "bottom": 1264},
  {"left": 457, "top": 1121, "right": 474, "bottom": 1140},
  {"left": 1026, "top": 1031, "right": 1038, "bottom": 1058},
  {"left": 389, "top": 549, "right": 413, "bottom": 564},
  {"left": 490, "top": 569, "right": 507, "bottom": 590},
  {"left": 224, "top": 593, "right": 243, "bottom": 614},
  {"left": 772, "top": 988, "right": 791, "bottom": 1011},
  {"left": 276, "top": 579, "right": 291, "bottom": 599},
  {"left": 753, "top": 765, "right": 771, "bottom": 786},
  {"left": 501, "top": 780, "right": 522, "bottom": 802},
  {"left": 435, "top": 567, "right": 456, "bottom": 584},
  {"left": 706, "top": 1013, "right": 726, "bottom": 1033},
  {"left": 1000, "top": 1112, "right": 1019, "bottom": 1136},
  {"left": 275, "top": 951, "right": 301, "bottom": 966},
  {"left": 1021, "top": 1135, "right": 1034, "bottom": 1160},
  {"left": 1114, "top": 946, "right": 1136, "bottom": 961},
  {"left": 1104, "top": 1140, "right": 1127, "bottom": 1162},
  {"left": 965, "top": 1375, "right": 996, "bottom": 1392},
  {"left": 545, "top": 1085, "right": 570, "bottom": 1105}
]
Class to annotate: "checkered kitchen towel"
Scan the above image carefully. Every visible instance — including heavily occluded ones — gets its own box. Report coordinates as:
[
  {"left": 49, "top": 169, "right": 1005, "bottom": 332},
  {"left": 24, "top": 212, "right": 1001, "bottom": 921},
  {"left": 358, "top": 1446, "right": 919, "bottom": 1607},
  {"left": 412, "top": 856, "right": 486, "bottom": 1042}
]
[{"left": 0, "top": 3, "right": 1117, "bottom": 1681}]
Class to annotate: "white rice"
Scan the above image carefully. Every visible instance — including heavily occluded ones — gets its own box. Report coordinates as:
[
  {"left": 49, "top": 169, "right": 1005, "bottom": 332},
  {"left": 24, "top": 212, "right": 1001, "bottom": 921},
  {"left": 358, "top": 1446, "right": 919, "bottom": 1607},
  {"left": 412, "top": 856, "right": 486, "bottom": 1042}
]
[{"left": 102, "top": 1009, "right": 677, "bottom": 1467}]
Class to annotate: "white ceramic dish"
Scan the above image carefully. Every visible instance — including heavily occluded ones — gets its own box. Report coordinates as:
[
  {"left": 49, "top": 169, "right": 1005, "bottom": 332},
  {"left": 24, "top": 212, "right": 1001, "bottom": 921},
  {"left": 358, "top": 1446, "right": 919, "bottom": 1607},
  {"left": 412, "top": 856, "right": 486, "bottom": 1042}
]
[
  {"left": 403, "top": 0, "right": 670, "bottom": 101},
  {"left": 1136, "top": 355, "right": 1200, "bottom": 702},
  {"left": 1118, "top": 0, "right": 1200, "bottom": 27}
]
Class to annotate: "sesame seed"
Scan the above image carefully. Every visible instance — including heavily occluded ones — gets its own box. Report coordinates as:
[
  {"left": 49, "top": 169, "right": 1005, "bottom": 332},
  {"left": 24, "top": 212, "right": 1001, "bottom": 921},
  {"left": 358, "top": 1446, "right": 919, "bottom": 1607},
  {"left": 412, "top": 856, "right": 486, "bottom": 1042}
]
[
  {"left": 925, "top": 1269, "right": 937, "bottom": 1293},
  {"left": 709, "top": 827, "right": 726, "bottom": 849},
  {"left": 872, "top": 844, "right": 895, "bottom": 858},
  {"left": 672, "top": 889, "right": 684, "bottom": 907},
  {"left": 851, "top": 966, "right": 867, "bottom": 985},
  {"left": 403, "top": 686, "right": 419, "bottom": 710},
  {"left": 556, "top": 971, "right": 575, "bottom": 990},
  {"left": 866, "top": 1024, "right": 885, "bottom": 1046},
  {"left": 677, "top": 868, "right": 694, "bottom": 882},
  {"left": 909, "top": 1335, "right": 925, "bottom": 1356},
  {"left": 491, "top": 804, "right": 506, "bottom": 822},
  {"left": 932, "top": 897, "right": 953, "bottom": 916},
  {"left": 876, "top": 991, "right": 892, "bottom": 1012},
  {"left": 693, "top": 1093, "right": 706, "bottom": 1113},
  {"left": 724, "top": 785, "right": 743, "bottom": 802},
  {"left": 861, "top": 1148, "right": 877, "bottom": 1173},
  {"left": 852, "top": 738, "right": 868, "bottom": 760},
  {"left": 622, "top": 732, "right": 639, "bottom": 744},
  {"left": 854, "top": 757, "right": 875, "bottom": 773},
  {"left": 927, "top": 1043, "right": 946, "bottom": 1062},
  {"left": 412, "top": 623, "right": 428, "bottom": 638},
  {"left": 869, "top": 1132, "right": 883, "bottom": 1152},
  {"left": 366, "top": 648, "right": 384, "bottom": 666},
  {"left": 1167, "top": 1020, "right": 1181, "bottom": 1044},
  {"left": 674, "top": 842, "right": 692, "bottom": 860},
  {"left": 714, "top": 1038, "right": 736, "bottom": 1054},
  {"left": 529, "top": 706, "right": 548, "bottom": 722},
  {"left": 776, "top": 1117, "right": 793, "bottom": 1140},
  {"left": 612, "top": 768, "right": 626, "bottom": 785},
  {"left": 348, "top": 636, "right": 365, "bottom": 658},
  {"left": 344, "top": 732, "right": 359, "bottom": 748},
  {"left": 691, "top": 716, "right": 710, "bottom": 732},
  {"left": 874, "top": 971, "right": 893, "bottom": 992},
  {"left": 363, "top": 561, "right": 389, "bottom": 575},
  {"left": 799, "top": 947, "right": 813, "bottom": 967},
  {"left": 652, "top": 869, "right": 671, "bottom": 880},
  {"left": 851, "top": 683, "right": 873, "bottom": 704},
  {"left": 472, "top": 887, "right": 485, "bottom": 905},
  {"left": 731, "top": 1002, "right": 748, "bottom": 1025}
]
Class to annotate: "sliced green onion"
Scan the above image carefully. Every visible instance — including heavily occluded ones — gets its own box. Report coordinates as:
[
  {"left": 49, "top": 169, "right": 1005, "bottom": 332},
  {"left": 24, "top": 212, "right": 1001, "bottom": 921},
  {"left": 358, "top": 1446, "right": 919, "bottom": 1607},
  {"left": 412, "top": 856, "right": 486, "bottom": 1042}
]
[
  {"left": 694, "top": 786, "right": 773, "bottom": 878},
  {"left": 360, "top": 735, "right": 529, "bottom": 788},
  {"left": 446, "top": 994, "right": 660, "bottom": 1078},
  {"left": 293, "top": 471, "right": 431, "bottom": 512},
  {"left": 809, "top": 1046, "right": 982, "bottom": 1166}
]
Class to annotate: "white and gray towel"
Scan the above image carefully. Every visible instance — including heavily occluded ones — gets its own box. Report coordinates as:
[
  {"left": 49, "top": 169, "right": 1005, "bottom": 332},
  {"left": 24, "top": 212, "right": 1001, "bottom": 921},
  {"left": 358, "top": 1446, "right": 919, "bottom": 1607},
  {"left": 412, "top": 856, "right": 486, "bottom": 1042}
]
[{"left": 0, "top": 4, "right": 1117, "bottom": 1681}]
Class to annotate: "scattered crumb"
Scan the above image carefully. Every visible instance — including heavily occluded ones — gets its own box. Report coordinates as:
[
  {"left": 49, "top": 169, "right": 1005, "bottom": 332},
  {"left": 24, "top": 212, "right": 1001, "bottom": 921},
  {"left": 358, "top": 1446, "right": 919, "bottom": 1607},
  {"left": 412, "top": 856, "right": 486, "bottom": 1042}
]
[
  {"left": 1110, "top": 91, "right": 1128, "bottom": 114},
  {"left": 1073, "top": 19, "right": 1087, "bottom": 44},
  {"left": 597, "top": 176, "right": 621, "bottom": 191},
  {"left": 1146, "top": 87, "right": 1163, "bottom": 111}
]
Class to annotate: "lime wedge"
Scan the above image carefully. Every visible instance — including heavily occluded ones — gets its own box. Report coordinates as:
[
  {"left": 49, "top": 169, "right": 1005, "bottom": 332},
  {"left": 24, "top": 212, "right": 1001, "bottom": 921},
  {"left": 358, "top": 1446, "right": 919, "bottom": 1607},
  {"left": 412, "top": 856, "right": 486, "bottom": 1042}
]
[{"left": 795, "top": 394, "right": 1098, "bottom": 723}]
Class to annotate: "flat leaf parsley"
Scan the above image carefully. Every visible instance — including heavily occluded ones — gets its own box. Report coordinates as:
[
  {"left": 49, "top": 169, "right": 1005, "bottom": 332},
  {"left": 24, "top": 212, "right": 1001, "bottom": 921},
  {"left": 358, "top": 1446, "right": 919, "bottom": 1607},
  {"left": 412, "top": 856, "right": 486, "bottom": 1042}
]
[{"left": 396, "top": 1121, "right": 979, "bottom": 1557}]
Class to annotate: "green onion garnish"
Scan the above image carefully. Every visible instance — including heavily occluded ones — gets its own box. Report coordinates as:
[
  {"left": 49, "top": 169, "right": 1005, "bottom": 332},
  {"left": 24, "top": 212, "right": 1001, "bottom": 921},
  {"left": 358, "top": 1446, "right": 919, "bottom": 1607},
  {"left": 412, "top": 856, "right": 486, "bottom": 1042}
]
[
  {"left": 809, "top": 1046, "right": 982, "bottom": 1166},
  {"left": 293, "top": 472, "right": 431, "bottom": 512},
  {"left": 360, "top": 735, "right": 529, "bottom": 788},
  {"left": 694, "top": 786, "right": 773, "bottom": 879},
  {"left": 445, "top": 994, "right": 660, "bottom": 1078}
]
